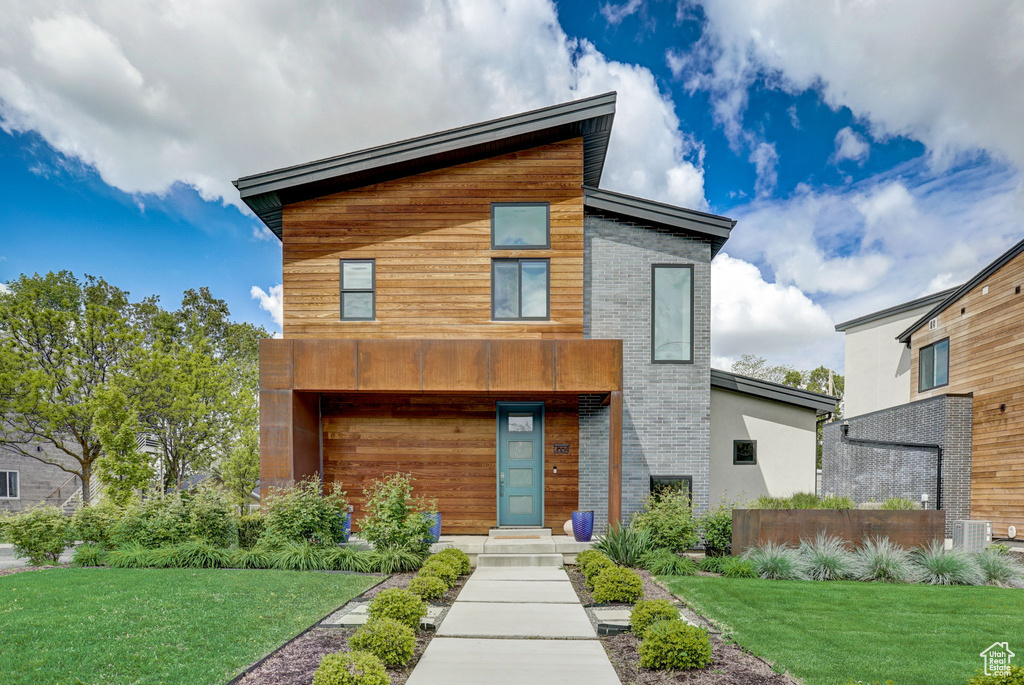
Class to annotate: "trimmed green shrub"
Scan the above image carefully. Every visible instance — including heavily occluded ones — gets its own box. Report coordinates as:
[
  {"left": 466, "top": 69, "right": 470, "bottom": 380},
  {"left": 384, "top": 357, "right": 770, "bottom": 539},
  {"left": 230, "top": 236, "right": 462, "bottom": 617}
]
[
  {"left": 852, "top": 537, "right": 917, "bottom": 583},
  {"left": 327, "top": 546, "right": 376, "bottom": 573},
  {"left": 175, "top": 541, "right": 230, "bottom": 568},
  {"left": 630, "top": 599, "right": 680, "bottom": 638},
  {"left": 229, "top": 546, "right": 273, "bottom": 569},
  {"left": 912, "top": 542, "right": 984, "bottom": 586},
  {"left": 744, "top": 542, "right": 808, "bottom": 580},
  {"left": 582, "top": 554, "right": 616, "bottom": 589},
  {"left": 575, "top": 549, "right": 607, "bottom": 571},
  {"left": 976, "top": 550, "right": 1024, "bottom": 585},
  {"left": 697, "top": 555, "right": 726, "bottom": 574},
  {"left": 697, "top": 500, "right": 734, "bottom": 556},
  {"left": 71, "top": 502, "right": 120, "bottom": 546},
  {"left": 418, "top": 559, "right": 458, "bottom": 588},
  {"left": 72, "top": 543, "right": 106, "bottom": 567},
  {"left": 106, "top": 542, "right": 156, "bottom": 568},
  {"left": 594, "top": 523, "right": 654, "bottom": 566},
  {"left": 631, "top": 491, "right": 699, "bottom": 553},
  {"left": 789, "top": 492, "right": 823, "bottom": 509},
  {"left": 312, "top": 650, "right": 389, "bottom": 685},
  {"left": 263, "top": 476, "right": 347, "bottom": 547},
  {"left": 638, "top": 619, "right": 713, "bottom": 670},
  {"left": 409, "top": 574, "right": 447, "bottom": 600},
  {"left": 432, "top": 548, "right": 471, "bottom": 575},
  {"left": 108, "top": 487, "right": 236, "bottom": 549},
  {"left": 237, "top": 513, "right": 266, "bottom": 549},
  {"left": 641, "top": 549, "right": 697, "bottom": 576},
  {"left": 368, "top": 547, "right": 427, "bottom": 574},
  {"left": 270, "top": 541, "right": 331, "bottom": 571},
  {"left": 880, "top": 497, "right": 918, "bottom": 510},
  {"left": 359, "top": 473, "right": 436, "bottom": 554},
  {"left": 592, "top": 565, "right": 644, "bottom": 603},
  {"left": 799, "top": 534, "right": 855, "bottom": 581},
  {"left": 2, "top": 506, "right": 76, "bottom": 565},
  {"left": 368, "top": 588, "right": 427, "bottom": 629},
  {"left": 349, "top": 617, "right": 416, "bottom": 667},
  {"left": 820, "top": 495, "right": 856, "bottom": 510},
  {"left": 720, "top": 557, "right": 757, "bottom": 578},
  {"left": 966, "top": 665, "right": 1024, "bottom": 685}
]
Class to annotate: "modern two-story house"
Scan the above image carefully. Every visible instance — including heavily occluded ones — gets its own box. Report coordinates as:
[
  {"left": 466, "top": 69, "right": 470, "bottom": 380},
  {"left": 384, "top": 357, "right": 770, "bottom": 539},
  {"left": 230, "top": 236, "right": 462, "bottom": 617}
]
[{"left": 236, "top": 92, "right": 834, "bottom": 534}]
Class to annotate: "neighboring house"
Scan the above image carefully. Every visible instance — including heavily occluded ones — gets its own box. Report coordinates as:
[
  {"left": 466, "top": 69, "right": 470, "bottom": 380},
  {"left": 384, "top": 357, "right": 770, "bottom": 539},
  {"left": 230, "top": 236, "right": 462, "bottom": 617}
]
[
  {"left": 0, "top": 442, "right": 82, "bottom": 514},
  {"left": 825, "top": 237, "right": 1024, "bottom": 537},
  {"left": 236, "top": 92, "right": 832, "bottom": 534}
]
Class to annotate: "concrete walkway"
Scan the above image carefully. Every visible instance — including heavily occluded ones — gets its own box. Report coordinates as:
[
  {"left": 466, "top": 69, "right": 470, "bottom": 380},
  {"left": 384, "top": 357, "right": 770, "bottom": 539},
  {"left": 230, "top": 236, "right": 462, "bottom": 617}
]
[
  {"left": 0, "top": 543, "right": 73, "bottom": 570},
  {"left": 407, "top": 565, "right": 620, "bottom": 685}
]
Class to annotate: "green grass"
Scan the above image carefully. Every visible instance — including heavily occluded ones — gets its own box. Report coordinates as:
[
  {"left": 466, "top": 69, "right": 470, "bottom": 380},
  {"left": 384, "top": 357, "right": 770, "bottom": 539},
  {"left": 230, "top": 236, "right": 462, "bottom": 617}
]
[
  {"left": 0, "top": 568, "right": 378, "bottom": 685},
  {"left": 665, "top": 575, "right": 1024, "bottom": 685}
]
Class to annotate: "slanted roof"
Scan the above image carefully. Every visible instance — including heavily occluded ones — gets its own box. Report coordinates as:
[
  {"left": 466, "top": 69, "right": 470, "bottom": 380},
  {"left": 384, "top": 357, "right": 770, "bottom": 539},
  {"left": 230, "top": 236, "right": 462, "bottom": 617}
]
[
  {"left": 234, "top": 92, "right": 617, "bottom": 238},
  {"left": 583, "top": 186, "right": 735, "bottom": 257},
  {"left": 897, "top": 235, "right": 1024, "bottom": 344},
  {"left": 710, "top": 369, "right": 838, "bottom": 414},
  {"left": 834, "top": 286, "right": 959, "bottom": 332}
]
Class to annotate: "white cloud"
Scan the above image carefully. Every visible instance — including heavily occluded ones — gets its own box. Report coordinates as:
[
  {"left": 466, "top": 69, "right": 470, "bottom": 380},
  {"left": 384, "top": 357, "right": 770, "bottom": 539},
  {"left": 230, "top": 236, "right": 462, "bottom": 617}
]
[
  {"left": 601, "top": 0, "right": 643, "bottom": 26},
  {"left": 250, "top": 284, "right": 283, "bottom": 329},
  {"left": 832, "top": 127, "right": 869, "bottom": 164},
  {"left": 748, "top": 141, "right": 778, "bottom": 198},
  {"left": 0, "top": 282, "right": 10, "bottom": 294},
  {"left": 0, "top": 0, "right": 707, "bottom": 217},
  {"left": 681, "top": 0, "right": 1024, "bottom": 169}
]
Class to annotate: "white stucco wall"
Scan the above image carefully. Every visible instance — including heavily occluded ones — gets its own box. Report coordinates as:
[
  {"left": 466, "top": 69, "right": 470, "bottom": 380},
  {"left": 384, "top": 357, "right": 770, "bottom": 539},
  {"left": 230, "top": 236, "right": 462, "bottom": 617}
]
[
  {"left": 709, "top": 388, "right": 818, "bottom": 504},
  {"left": 842, "top": 305, "right": 933, "bottom": 418}
]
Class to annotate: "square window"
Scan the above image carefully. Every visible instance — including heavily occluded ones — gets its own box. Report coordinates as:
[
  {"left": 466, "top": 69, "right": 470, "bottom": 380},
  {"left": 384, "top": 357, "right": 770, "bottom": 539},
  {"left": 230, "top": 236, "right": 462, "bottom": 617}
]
[
  {"left": 491, "top": 203, "right": 549, "bottom": 248},
  {"left": 734, "top": 440, "right": 757, "bottom": 465},
  {"left": 492, "top": 259, "right": 549, "bottom": 320},
  {"left": 339, "top": 259, "right": 375, "bottom": 321},
  {"left": 649, "top": 476, "right": 692, "bottom": 504}
]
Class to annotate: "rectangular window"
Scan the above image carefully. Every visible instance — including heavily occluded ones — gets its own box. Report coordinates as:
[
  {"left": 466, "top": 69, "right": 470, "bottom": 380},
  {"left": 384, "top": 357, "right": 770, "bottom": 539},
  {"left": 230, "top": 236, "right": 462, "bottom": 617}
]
[
  {"left": 492, "top": 259, "right": 549, "bottom": 320},
  {"left": 652, "top": 264, "right": 694, "bottom": 363},
  {"left": 491, "top": 203, "right": 549, "bottom": 249},
  {"left": 733, "top": 440, "right": 757, "bottom": 465},
  {"left": 339, "top": 259, "right": 375, "bottom": 321},
  {"left": 0, "top": 470, "right": 19, "bottom": 499},
  {"left": 919, "top": 338, "right": 950, "bottom": 391},
  {"left": 650, "top": 476, "right": 693, "bottom": 504}
]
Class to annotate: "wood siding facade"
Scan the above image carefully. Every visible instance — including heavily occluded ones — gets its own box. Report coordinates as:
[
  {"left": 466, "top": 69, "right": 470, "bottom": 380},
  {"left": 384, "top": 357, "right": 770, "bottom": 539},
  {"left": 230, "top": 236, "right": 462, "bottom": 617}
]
[{"left": 910, "top": 249, "right": 1024, "bottom": 536}]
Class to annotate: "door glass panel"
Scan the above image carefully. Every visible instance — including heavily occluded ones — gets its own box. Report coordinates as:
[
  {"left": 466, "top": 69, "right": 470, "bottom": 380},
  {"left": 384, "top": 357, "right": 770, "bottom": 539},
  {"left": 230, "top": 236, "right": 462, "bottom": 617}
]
[
  {"left": 493, "top": 261, "right": 520, "bottom": 318},
  {"left": 342, "top": 261, "right": 373, "bottom": 289},
  {"left": 493, "top": 205, "right": 547, "bottom": 247},
  {"left": 508, "top": 468, "right": 533, "bottom": 487},
  {"left": 508, "top": 495, "right": 533, "bottom": 514},
  {"left": 508, "top": 415, "right": 533, "bottom": 432},
  {"left": 520, "top": 260, "right": 548, "bottom": 318},
  {"left": 342, "top": 292, "right": 373, "bottom": 319},
  {"left": 508, "top": 441, "right": 533, "bottom": 459}
]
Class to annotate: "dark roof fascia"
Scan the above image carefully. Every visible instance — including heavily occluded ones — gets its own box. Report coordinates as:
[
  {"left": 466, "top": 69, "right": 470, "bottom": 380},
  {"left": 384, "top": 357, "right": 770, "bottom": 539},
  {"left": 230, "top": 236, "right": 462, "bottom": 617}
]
[
  {"left": 582, "top": 186, "right": 736, "bottom": 257},
  {"left": 834, "top": 286, "right": 960, "bottom": 332},
  {"left": 710, "top": 369, "right": 839, "bottom": 414},
  {"left": 234, "top": 92, "right": 617, "bottom": 238},
  {"left": 896, "top": 235, "right": 1024, "bottom": 344}
]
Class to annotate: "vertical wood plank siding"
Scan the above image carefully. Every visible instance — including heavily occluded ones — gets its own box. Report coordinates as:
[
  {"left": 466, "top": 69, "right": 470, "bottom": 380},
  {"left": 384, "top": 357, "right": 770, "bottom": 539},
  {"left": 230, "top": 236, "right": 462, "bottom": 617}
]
[
  {"left": 321, "top": 394, "right": 579, "bottom": 534},
  {"left": 281, "top": 139, "right": 584, "bottom": 339},
  {"left": 910, "top": 250, "right": 1024, "bottom": 536}
]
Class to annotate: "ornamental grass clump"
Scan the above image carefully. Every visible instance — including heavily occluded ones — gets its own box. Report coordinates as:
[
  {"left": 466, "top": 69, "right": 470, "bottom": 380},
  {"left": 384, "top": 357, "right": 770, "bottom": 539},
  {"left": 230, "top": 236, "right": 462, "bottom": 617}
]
[
  {"left": 975, "top": 550, "right": 1024, "bottom": 586},
  {"left": 719, "top": 557, "right": 757, "bottom": 578},
  {"left": 630, "top": 599, "right": 680, "bottom": 638},
  {"left": 229, "top": 546, "right": 273, "bottom": 569},
  {"left": 72, "top": 543, "right": 106, "bottom": 567},
  {"left": 367, "top": 588, "right": 427, "bottom": 630},
  {"left": 368, "top": 547, "right": 427, "bottom": 574},
  {"left": 174, "top": 541, "right": 230, "bottom": 568},
  {"left": 270, "top": 541, "right": 331, "bottom": 571},
  {"left": 640, "top": 548, "right": 697, "bottom": 576},
  {"left": 432, "top": 548, "right": 471, "bottom": 575},
  {"left": 591, "top": 565, "right": 644, "bottom": 603},
  {"left": 327, "top": 546, "right": 376, "bottom": 573},
  {"left": 880, "top": 497, "right": 918, "bottom": 510},
  {"left": 349, "top": 617, "right": 416, "bottom": 667},
  {"left": 851, "top": 537, "right": 917, "bottom": 583},
  {"left": 106, "top": 542, "right": 156, "bottom": 568},
  {"left": 638, "top": 619, "right": 713, "bottom": 671},
  {"left": 594, "top": 523, "right": 655, "bottom": 567},
  {"left": 799, "top": 534, "right": 855, "bottom": 581},
  {"left": 697, "top": 555, "right": 726, "bottom": 574},
  {"left": 312, "top": 650, "right": 389, "bottom": 685},
  {"left": 912, "top": 542, "right": 984, "bottom": 586},
  {"left": 408, "top": 575, "right": 447, "bottom": 600},
  {"left": 744, "top": 542, "right": 808, "bottom": 581}
]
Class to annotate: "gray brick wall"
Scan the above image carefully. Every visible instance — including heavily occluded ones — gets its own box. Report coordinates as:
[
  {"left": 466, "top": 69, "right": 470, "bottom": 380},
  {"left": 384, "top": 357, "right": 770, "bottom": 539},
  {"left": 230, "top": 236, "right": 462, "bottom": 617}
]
[
  {"left": 821, "top": 394, "right": 972, "bottom": 535},
  {"left": 580, "top": 212, "right": 712, "bottom": 531},
  {"left": 0, "top": 443, "right": 80, "bottom": 513}
]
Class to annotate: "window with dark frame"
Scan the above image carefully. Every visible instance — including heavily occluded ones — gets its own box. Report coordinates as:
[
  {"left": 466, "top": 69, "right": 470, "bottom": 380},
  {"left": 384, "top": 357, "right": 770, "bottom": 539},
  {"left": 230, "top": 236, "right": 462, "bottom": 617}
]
[
  {"left": 491, "top": 258, "right": 550, "bottom": 320},
  {"left": 649, "top": 475, "right": 693, "bottom": 504},
  {"left": 491, "top": 203, "right": 550, "bottom": 249},
  {"left": 339, "top": 259, "right": 375, "bottom": 321},
  {"left": 919, "top": 338, "right": 950, "bottom": 391},
  {"left": 651, "top": 264, "right": 694, "bottom": 363},
  {"left": 0, "top": 470, "right": 19, "bottom": 499},
  {"left": 733, "top": 440, "right": 757, "bottom": 465}
]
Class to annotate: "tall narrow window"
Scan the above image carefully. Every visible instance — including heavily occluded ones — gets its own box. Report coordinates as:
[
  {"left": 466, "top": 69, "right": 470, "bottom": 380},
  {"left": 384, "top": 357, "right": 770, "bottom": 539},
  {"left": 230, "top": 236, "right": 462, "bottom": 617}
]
[
  {"left": 339, "top": 259, "right": 375, "bottom": 321},
  {"left": 652, "top": 264, "right": 694, "bottom": 363},
  {"left": 491, "top": 203, "right": 549, "bottom": 248},
  {"left": 0, "top": 470, "right": 19, "bottom": 499},
  {"left": 919, "top": 338, "right": 950, "bottom": 391},
  {"left": 492, "top": 259, "right": 549, "bottom": 320}
]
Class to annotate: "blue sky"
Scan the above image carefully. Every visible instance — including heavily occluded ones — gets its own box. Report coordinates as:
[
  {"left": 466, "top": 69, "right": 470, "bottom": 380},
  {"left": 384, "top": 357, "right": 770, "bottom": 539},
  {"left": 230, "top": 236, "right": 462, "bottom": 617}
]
[{"left": 1, "top": 0, "right": 1022, "bottom": 370}]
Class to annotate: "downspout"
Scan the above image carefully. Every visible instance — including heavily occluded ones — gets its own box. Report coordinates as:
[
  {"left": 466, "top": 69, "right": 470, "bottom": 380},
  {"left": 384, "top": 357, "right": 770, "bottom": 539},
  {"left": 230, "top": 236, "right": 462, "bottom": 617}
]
[{"left": 839, "top": 423, "right": 943, "bottom": 511}]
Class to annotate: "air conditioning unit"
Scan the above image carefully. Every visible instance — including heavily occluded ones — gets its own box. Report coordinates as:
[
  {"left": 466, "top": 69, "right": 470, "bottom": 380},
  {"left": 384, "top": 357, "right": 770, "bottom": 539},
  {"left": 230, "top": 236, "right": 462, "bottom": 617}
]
[{"left": 952, "top": 520, "right": 992, "bottom": 552}]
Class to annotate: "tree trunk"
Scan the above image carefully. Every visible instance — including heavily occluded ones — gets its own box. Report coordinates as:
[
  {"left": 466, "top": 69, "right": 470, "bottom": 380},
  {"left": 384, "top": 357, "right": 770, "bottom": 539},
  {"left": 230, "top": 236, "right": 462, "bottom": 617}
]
[{"left": 81, "top": 461, "right": 92, "bottom": 507}]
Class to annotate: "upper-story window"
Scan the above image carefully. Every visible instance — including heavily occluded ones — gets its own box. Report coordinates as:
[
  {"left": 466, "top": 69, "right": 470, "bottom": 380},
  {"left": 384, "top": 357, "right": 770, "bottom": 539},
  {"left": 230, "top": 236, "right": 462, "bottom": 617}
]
[
  {"left": 919, "top": 338, "right": 950, "bottom": 391},
  {"left": 492, "top": 259, "right": 549, "bottom": 320},
  {"left": 652, "top": 264, "right": 694, "bottom": 363},
  {"left": 339, "top": 259, "right": 375, "bottom": 321},
  {"left": 0, "top": 470, "right": 19, "bottom": 499},
  {"left": 491, "top": 203, "right": 550, "bottom": 249}
]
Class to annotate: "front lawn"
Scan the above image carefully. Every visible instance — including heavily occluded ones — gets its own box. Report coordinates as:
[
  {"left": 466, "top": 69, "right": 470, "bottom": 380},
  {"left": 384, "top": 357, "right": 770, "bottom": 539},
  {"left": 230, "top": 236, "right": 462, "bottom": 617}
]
[
  {"left": 0, "top": 568, "right": 378, "bottom": 685},
  {"left": 666, "top": 575, "right": 1024, "bottom": 685}
]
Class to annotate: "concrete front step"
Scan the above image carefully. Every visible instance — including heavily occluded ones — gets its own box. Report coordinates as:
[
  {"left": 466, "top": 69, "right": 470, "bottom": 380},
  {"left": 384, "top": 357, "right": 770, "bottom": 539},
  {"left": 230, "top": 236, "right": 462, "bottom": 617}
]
[
  {"left": 487, "top": 527, "right": 552, "bottom": 538},
  {"left": 475, "top": 553, "right": 563, "bottom": 568},
  {"left": 482, "top": 539, "right": 557, "bottom": 554}
]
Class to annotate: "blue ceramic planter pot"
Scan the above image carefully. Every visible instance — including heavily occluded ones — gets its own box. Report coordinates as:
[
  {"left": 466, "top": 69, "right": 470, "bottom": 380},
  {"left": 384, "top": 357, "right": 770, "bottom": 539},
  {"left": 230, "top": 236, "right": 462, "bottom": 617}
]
[
  {"left": 342, "top": 506, "right": 353, "bottom": 543},
  {"left": 572, "top": 510, "right": 595, "bottom": 542},
  {"left": 424, "top": 512, "right": 442, "bottom": 544}
]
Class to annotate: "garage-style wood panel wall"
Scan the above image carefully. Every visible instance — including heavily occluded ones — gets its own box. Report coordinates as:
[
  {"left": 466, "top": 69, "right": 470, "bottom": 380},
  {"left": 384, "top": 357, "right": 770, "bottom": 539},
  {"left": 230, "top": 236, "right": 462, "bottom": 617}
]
[
  {"left": 281, "top": 139, "right": 584, "bottom": 339},
  {"left": 910, "top": 249, "right": 1024, "bottom": 536},
  {"left": 321, "top": 394, "right": 579, "bottom": 534}
]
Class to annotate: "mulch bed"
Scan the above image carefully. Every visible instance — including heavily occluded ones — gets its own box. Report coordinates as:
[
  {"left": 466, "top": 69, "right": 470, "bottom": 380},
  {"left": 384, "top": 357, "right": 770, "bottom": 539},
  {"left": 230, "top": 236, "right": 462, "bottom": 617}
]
[
  {"left": 0, "top": 563, "right": 70, "bottom": 578},
  {"left": 567, "top": 565, "right": 797, "bottom": 685},
  {"left": 234, "top": 571, "right": 469, "bottom": 685}
]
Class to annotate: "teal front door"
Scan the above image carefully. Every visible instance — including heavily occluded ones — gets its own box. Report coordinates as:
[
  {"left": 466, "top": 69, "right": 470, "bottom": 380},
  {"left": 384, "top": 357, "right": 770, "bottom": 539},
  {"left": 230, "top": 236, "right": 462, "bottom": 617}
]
[{"left": 497, "top": 403, "right": 544, "bottom": 527}]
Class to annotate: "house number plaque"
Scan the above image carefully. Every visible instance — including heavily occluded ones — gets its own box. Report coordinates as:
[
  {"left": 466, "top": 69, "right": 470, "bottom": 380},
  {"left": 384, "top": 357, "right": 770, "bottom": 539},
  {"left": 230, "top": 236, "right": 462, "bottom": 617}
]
[{"left": 553, "top": 444, "right": 570, "bottom": 455}]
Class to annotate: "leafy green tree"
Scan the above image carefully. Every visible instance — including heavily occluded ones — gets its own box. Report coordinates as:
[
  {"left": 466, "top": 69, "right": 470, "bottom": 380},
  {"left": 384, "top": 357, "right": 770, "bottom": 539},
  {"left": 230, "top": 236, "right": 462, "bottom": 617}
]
[
  {"left": 92, "top": 387, "right": 153, "bottom": 505},
  {"left": 220, "top": 425, "right": 260, "bottom": 513},
  {"left": 730, "top": 354, "right": 798, "bottom": 385}
]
